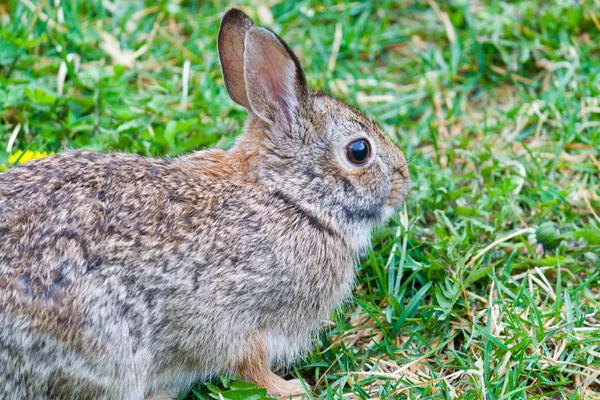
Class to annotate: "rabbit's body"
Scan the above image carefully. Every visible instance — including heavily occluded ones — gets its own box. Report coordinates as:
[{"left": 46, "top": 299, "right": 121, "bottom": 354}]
[
  {"left": 0, "top": 8, "right": 409, "bottom": 399},
  {"left": 0, "top": 149, "right": 354, "bottom": 398}
]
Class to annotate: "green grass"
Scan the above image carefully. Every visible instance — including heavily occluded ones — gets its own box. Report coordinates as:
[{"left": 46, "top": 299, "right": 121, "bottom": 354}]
[{"left": 1, "top": 0, "right": 600, "bottom": 399}]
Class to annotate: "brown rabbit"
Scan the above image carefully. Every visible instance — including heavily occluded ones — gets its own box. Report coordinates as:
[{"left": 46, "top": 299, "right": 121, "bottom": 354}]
[{"left": 0, "top": 8, "right": 410, "bottom": 400}]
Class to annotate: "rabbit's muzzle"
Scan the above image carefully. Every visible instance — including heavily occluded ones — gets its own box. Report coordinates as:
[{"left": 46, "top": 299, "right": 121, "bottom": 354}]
[{"left": 385, "top": 163, "right": 411, "bottom": 211}]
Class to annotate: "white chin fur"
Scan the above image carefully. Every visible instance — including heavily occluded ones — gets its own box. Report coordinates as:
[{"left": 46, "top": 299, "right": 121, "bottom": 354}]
[
  {"left": 382, "top": 205, "right": 396, "bottom": 222},
  {"left": 346, "top": 206, "right": 400, "bottom": 257},
  {"left": 347, "top": 225, "right": 374, "bottom": 257}
]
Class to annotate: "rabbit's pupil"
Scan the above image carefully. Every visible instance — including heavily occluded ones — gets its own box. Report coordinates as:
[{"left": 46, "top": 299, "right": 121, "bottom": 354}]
[{"left": 346, "top": 139, "right": 371, "bottom": 165}]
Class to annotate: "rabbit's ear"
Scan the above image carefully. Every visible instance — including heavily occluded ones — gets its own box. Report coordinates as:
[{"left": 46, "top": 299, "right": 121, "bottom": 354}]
[
  {"left": 218, "top": 9, "right": 255, "bottom": 109},
  {"left": 243, "top": 26, "right": 309, "bottom": 137}
]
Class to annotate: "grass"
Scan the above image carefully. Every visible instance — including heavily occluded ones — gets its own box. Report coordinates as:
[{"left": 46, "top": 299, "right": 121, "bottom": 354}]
[{"left": 1, "top": 0, "right": 600, "bottom": 399}]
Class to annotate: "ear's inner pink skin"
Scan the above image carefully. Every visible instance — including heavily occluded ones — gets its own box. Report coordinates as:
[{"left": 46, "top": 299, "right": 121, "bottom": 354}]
[{"left": 218, "top": 9, "right": 254, "bottom": 109}]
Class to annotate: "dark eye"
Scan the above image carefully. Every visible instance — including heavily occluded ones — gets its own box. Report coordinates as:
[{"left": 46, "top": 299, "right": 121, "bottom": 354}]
[{"left": 346, "top": 139, "right": 371, "bottom": 165}]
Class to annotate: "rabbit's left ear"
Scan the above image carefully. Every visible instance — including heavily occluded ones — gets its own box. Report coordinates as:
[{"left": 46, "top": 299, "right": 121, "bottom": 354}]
[
  {"left": 243, "top": 26, "right": 309, "bottom": 137},
  {"left": 218, "top": 9, "right": 255, "bottom": 110}
]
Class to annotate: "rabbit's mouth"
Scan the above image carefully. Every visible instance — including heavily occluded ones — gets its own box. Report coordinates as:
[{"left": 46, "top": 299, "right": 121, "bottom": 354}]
[
  {"left": 381, "top": 194, "right": 407, "bottom": 223},
  {"left": 382, "top": 167, "right": 410, "bottom": 221},
  {"left": 385, "top": 182, "right": 409, "bottom": 209}
]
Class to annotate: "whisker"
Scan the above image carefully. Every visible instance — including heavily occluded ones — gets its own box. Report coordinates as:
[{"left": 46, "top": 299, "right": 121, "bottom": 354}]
[{"left": 405, "top": 148, "right": 439, "bottom": 164}]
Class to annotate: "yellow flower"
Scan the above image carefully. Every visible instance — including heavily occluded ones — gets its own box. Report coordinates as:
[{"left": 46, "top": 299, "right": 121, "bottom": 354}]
[{"left": 1, "top": 150, "right": 54, "bottom": 171}]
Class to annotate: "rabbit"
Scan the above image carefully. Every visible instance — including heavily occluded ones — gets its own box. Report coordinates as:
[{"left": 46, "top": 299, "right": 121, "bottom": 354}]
[{"left": 0, "top": 8, "right": 410, "bottom": 400}]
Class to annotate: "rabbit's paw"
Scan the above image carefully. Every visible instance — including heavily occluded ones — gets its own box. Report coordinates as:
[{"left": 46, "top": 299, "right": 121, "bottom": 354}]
[
  {"left": 271, "top": 378, "right": 309, "bottom": 399},
  {"left": 145, "top": 391, "right": 177, "bottom": 400}
]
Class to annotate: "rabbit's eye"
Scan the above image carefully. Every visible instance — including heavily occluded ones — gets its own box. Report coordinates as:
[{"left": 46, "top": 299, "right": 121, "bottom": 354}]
[{"left": 346, "top": 139, "right": 371, "bottom": 165}]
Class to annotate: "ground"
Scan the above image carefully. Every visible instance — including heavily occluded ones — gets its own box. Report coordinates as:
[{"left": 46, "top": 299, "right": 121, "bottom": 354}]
[{"left": 1, "top": 0, "right": 599, "bottom": 399}]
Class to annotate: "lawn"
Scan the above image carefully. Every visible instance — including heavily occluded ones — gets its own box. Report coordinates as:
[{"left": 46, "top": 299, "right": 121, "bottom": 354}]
[{"left": 1, "top": 0, "right": 599, "bottom": 399}]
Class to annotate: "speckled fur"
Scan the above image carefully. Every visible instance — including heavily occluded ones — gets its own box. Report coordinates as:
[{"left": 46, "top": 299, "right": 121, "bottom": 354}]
[{"left": 0, "top": 9, "right": 409, "bottom": 400}]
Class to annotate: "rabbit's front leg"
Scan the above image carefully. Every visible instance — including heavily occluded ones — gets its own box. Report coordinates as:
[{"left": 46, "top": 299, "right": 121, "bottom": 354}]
[{"left": 237, "top": 335, "right": 308, "bottom": 398}]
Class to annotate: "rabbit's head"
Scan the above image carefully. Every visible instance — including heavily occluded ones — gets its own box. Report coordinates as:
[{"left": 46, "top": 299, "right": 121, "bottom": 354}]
[{"left": 219, "top": 9, "right": 410, "bottom": 245}]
